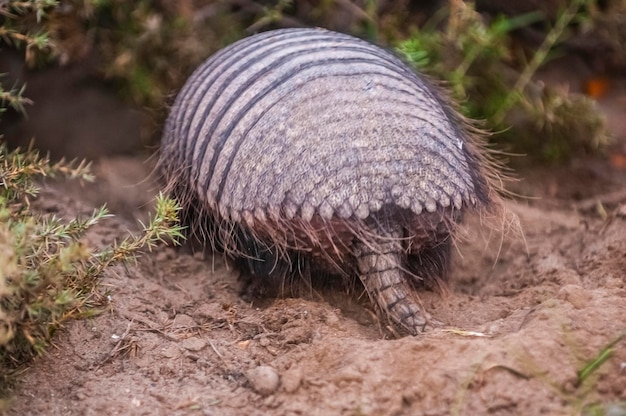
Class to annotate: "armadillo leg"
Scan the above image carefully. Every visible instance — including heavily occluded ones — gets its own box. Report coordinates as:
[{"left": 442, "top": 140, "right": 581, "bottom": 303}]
[{"left": 355, "top": 225, "right": 426, "bottom": 335}]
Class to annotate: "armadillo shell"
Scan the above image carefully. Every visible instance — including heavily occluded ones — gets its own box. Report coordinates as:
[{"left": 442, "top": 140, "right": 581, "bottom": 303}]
[{"left": 160, "top": 27, "right": 491, "bottom": 261}]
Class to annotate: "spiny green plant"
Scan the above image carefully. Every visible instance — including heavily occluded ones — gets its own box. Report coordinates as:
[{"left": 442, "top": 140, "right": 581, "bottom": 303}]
[
  {"left": 0, "top": 0, "right": 58, "bottom": 64},
  {"left": 396, "top": 0, "right": 609, "bottom": 162},
  {"left": 0, "top": 80, "right": 31, "bottom": 121},
  {"left": 1, "top": 0, "right": 58, "bottom": 123},
  {"left": 1, "top": 3, "right": 186, "bottom": 405},
  {"left": 0, "top": 143, "right": 184, "bottom": 397}
]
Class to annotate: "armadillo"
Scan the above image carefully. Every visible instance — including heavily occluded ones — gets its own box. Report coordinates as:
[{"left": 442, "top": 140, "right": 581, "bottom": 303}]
[{"left": 159, "top": 27, "right": 498, "bottom": 335}]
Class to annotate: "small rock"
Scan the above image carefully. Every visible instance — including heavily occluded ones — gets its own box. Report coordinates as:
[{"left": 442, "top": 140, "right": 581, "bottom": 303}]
[
  {"left": 173, "top": 314, "right": 196, "bottom": 328},
  {"left": 160, "top": 344, "right": 180, "bottom": 359},
  {"left": 195, "top": 303, "right": 224, "bottom": 320},
  {"left": 554, "top": 269, "right": 582, "bottom": 286},
  {"left": 557, "top": 284, "right": 592, "bottom": 309},
  {"left": 324, "top": 309, "right": 341, "bottom": 327},
  {"left": 246, "top": 366, "right": 280, "bottom": 396},
  {"left": 605, "top": 402, "right": 626, "bottom": 416},
  {"left": 281, "top": 367, "right": 303, "bottom": 393},
  {"left": 606, "top": 276, "right": 624, "bottom": 289},
  {"left": 182, "top": 337, "right": 206, "bottom": 352}
]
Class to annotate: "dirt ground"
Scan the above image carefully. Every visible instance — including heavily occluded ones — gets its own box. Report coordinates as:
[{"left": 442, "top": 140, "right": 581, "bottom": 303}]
[
  {"left": 5, "top": 153, "right": 625, "bottom": 415},
  {"left": 6, "top": 75, "right": 626, "bottom": 416}
]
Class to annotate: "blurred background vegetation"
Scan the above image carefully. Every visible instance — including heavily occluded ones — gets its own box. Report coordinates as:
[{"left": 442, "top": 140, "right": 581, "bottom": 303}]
[{"left": 1, "top": 0, "right": 625, "bottom": 161}]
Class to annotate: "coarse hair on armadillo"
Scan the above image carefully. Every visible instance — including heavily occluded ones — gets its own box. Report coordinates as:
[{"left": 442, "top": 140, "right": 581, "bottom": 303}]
[{"left": 158, "top": 27, "right": 507, "bottom": 331}]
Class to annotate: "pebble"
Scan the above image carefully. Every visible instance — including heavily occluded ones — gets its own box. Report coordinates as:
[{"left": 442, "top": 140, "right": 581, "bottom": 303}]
[
  {"left": 557, "top": 284, "right": 592, "bottom": 309},
  {"left": 160, "top": 344, "right": 180, "bottom": 359},
  {"left": 246, "top": 366, "right": 280, "bottom": 396},
  {"left": 281, "top": 367, "right": 303, "bottom": 393},
  {"left": 182, "top": 337, "right": 207, "bottom": 352},
  {"left": 173, "top": 314, "right": 196, "bottom": 328}
]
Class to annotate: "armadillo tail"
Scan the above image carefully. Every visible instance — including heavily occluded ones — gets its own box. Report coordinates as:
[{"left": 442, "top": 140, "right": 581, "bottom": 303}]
[{"left": 355, "top": 224, "right": 426, "bottom": 335}]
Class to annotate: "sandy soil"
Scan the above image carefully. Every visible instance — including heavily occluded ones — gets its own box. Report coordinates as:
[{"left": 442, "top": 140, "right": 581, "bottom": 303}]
[
  {"left": 3, "top": 144, "right": 625, "bottom": 416},
  {"left": 3, "top": 54, "right": 626, "bottom": 416}
]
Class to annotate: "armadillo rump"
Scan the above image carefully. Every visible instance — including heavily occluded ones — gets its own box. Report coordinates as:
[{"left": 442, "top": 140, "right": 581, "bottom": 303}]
[{"left": 159, "top": 27, "right": 500, "bottom": 336}]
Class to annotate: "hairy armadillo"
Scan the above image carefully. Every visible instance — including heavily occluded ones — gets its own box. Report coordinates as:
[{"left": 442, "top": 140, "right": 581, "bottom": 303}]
[{"left": 159, "top": 27, "right": 497, "bottom": 335}]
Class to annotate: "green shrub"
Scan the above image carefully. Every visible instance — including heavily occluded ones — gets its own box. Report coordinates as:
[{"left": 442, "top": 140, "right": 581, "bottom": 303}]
[
  {"left": 0, "top": 143, "right": 184, "bottom": 397},
  {"left": 1, "top": 5, "right": 185, "bottom": 398},
  {"left": 396, "top": 0, "right": 609, "bottom": 161}
]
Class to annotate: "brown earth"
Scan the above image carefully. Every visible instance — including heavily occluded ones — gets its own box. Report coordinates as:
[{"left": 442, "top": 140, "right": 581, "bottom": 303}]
[
  {"left": 4, "top": 146, "right": 626, "bottom": 416},
  {"left": 5, "top": 58, "right": 626, "bottom": 416}
]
